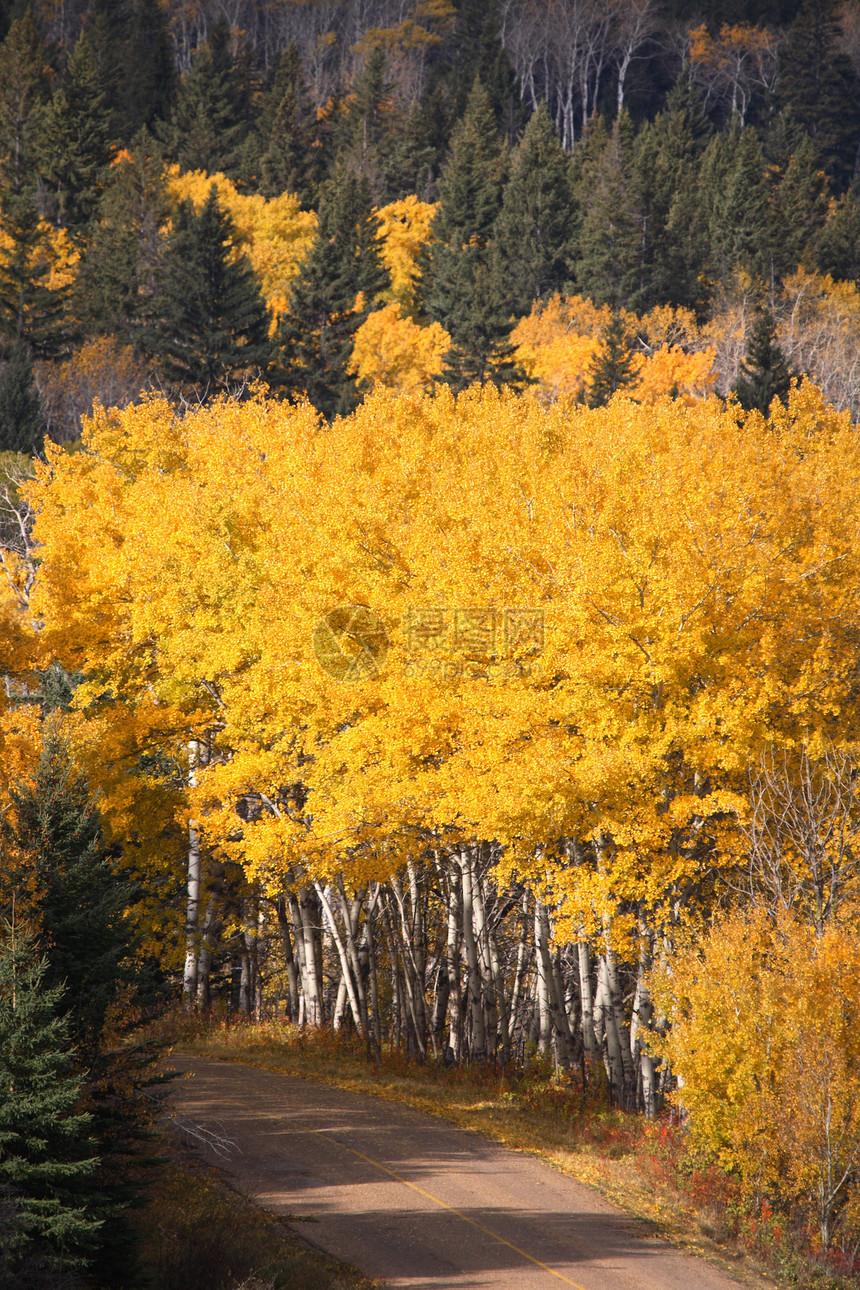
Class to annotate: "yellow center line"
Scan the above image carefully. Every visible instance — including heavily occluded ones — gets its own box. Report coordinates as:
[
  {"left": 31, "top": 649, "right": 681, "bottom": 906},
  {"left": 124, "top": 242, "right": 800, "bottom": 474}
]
[
  {"left": 323, "top": 1132, "right": 590, "bottom": 1290},
  {"left": 217, "top": 1090, "right": 589, "bottom": 1290}
]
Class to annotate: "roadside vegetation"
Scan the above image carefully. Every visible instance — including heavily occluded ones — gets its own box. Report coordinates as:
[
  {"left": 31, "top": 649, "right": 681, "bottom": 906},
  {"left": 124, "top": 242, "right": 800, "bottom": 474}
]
[{"left": 133, "top": 1133, "right": 379, "bottom": 1290}]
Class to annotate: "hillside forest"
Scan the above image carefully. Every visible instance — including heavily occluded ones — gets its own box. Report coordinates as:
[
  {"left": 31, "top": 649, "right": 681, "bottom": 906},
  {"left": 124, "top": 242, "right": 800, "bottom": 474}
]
[{"left": 5, "top": 0, "right": 860, "bottom": 1284}]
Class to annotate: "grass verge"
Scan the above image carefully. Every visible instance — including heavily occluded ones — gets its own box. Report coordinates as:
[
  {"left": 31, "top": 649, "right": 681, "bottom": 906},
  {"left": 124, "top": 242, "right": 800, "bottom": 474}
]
[{"left": 132, "top": 1131, "right": 381, "bottom": 1290}]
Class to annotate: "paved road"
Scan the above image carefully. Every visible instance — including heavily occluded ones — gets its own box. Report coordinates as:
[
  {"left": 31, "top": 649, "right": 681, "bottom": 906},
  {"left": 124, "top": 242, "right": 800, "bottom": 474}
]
[{"left": 168, "top": 1055, "right": 747, "bottom": 1290}]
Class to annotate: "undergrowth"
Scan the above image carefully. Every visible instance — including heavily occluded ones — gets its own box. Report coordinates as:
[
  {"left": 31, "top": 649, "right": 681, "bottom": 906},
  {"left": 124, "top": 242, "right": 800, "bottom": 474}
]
[
  {"left": 132, "top": 1134, "right": 379, "bottom": 1290},
  {"left": 176, "top": 1016, "right": 860, "bottom": 1290}
]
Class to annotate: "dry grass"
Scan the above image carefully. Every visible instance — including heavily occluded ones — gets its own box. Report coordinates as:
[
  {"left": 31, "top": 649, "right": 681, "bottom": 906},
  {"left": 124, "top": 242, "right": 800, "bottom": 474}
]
[{"left": 133, "top": 1132, "right": 380, "bottom": 1290}]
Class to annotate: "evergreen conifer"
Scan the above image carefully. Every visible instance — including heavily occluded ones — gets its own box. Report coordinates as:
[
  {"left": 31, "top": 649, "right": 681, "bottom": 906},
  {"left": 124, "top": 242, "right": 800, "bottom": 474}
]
[
  {"left": 37, "top": 36, "right": 112, "bottom": 234},
  {"left": 7, "top": 737, "right": 136, "bottom": 1062},
  {"left": 733, "top": 309, "right": 796, "bottom": 413},
  {"left": 255, "top": 44, "right": 321, "bottom": 203},
  {"left": 74, "top": 132, "right": 168, "bottom": 346},
  {"left": 421, "top": 81, "right": 523, "bottom": 389},
  {"left": 144, "top": 185, "right": 272, "bottom": 393},
  {"left": 777, "top": 0, "right": 860, "bottom": 188},
  {"left": 494, "top": 105, "right": 576, "bottom": 315},
  {"left": 160, "top": 23, "right": 251, "bottom": 178},
  {"left": 0, "top": 921, "right": 100, "bottom": 1279},
  {"left": 575, "top": 113, "right": 641, "bottom": 310},
  {"left": 276, "top": 168, "right": 389, "bottom": 418},
  {"left": 0, "top": 344, "right": 42, "bottom": 455},
  {"left": 584, "top": 312, "right": 638, "bottom": 407}
]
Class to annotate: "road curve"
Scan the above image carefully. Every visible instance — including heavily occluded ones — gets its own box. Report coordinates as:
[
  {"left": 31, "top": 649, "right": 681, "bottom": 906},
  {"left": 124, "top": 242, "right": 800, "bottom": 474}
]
[{"left": 168, "top": 1055, "right": 747, "bottom": 1290}]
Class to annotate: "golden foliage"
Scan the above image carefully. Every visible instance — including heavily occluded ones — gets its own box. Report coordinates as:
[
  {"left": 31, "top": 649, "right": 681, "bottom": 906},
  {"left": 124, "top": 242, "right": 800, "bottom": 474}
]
[
  {"left": 349, "top": 301, "right": 449, "bottom": 394},
  {"left": 25, "top": 383, "right": 860, "bottom": 934},
  {"left": 658, "top": 906, "right": 860, "bottom": 1246},
  {"left": 374, "top": 196, "right": 438, "bottom": 311},
  {"left": 166, "top": 166, "right": 317, "bottom": 327}
]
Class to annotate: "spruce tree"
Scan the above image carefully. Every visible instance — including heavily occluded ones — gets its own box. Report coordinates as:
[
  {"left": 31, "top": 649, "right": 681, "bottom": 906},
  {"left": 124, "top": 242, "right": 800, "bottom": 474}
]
[
  {"left": 632, "top": 72, "right": 712, "bottom": 313},
  {"left": 815, "top": 185, "right": 860, "bottom": 282},
  {"left": 118, "top": 0, "right": 176, "bottom": 136},
  {"left": 584, "top": 312, "right": 638, "bottom": 407},
  {"left": 5, "top": 737, "right": 163, "bottom": 1288},
  {"left": 777, "top": 0, "right": 860, "bottom": 189},
  {"left": 255, "top": 43, "right": 322, "bottom": 203},
  {"left": 770, "top": 135, "right": 829, "bottom": 281},
  {"left": 74, "top": 132, "right": 169, "bottom": 346},
  {"left": 702, "top": 123, "right": 771, "bottom": 289},
  {"left": 421, "top": 81, "right": 522, "bottom": 390},
  {"left": 160, "top": 22, "right": 252, "bottom": 178},
  {"left": 0, "top": 922, "right": 101, "bottom": 1279},
  {"left": 7, "top": 736, "right": 136, "bottom": 1062},
  {"left": 733, "top": 309, "right": 795, "bottom": 413},
  {"left": 493, "top": 105, "right": 576, "bottom": 316},
  {"left": 574, "top": 112, "right": 641, "bottom": 310},
  {"left": 334, "top": 45, "right": 399, "bottom": 203},
  {"left": 37, "top": 36, "right": 112, "bottom": 234},
  {"left": 144, "top": 185, "right": 272, "bottom": 393},
  {"left": 276, "top": 168, "right": 389, "bottom": 419},
  {"left": 0, "top": 344, "right": 42, "bottom": 455}
]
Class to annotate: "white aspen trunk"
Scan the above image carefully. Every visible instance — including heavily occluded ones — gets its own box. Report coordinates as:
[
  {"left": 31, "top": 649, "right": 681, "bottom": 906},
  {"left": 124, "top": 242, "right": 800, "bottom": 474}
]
[
  {"left": 332, "top": 975, "right": 348, "bottom": 1030},
  {"left": 459, "top": 848, "right": 486, "bottom": 1061},
  {"left": 471, "top": 859, "right": 498, "bottom": 1057},
  {"left": 275, "top": 895, "right": 300, "bottom": 1021},
  {"left": 509, "top": 890, "right": 531, "bottom": 1057},
  {"left": 183, "top": 740, "right": 202, "bottom": 1007},
  {"left": 196, "top": 895, "right": 217, "bottom": 1010},
  {"left": 298, "top": 887, "right": 323, "bottom": 1027},
  {"left": 534, "top": 899, "right": 572, "bottom": 1069},
  {"left": 364, "top": 883, "right": 382, "bottom": 1054},
  {"left": 288, "top": 893, "right": 310, "bottom": 1023},
  {"left": 604, "top": 944, "right": 636, "bottom": 1103},
  {"left": 595, "top": 954, "right": 626, "bottom": 1101},
  {"left": 336, "top": 877, "right": 371, "bottom": 1037},
  {"left": 315, "top": 881, "right": 365, "bottom": 1037},
  {"left": 443, "top": 858, "right": 463, "bottom": 1061},
  {"left": 630, "top": 919, "right": 659, "bottom": 1116},
  {"left": 577, "top": 940, "right": 600, "bottom": 1065}
]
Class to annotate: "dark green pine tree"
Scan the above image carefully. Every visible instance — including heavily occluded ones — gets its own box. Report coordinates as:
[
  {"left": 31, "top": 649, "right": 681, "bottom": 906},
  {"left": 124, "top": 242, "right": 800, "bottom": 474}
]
[
  {"left": 254, "top": 43, "right": 322, "bottom": 203},
  {"left": 770, "top": 134, "right": 829, "bottom": 281},
  {"left": 777, "top": 0, "right": 860, "bottom": 189},
  {"left": 0, "top": 12, "right": 51, "bottom": 205},
  {"left": 574, "top": 112, "right": 641, "bottom": 310},
  {"left": 733, "top": 309, "right": 795, "bottom": 413},
  {"left": 160, "top": 21, "right": 253, "bottom": 179},
  {"left": 276, "top": 169, "right": 389, "bottom": 419},
  {"left": 584, "top": 312, "right": 638, "bottom": 407},
  {"left": 117, "top": 0, "right": 177, "bottom": 136},
  {"left": 814, "top": 184, "right": 860, "bottom": 282},
  {"left": 702, "top": 123, "right": 772, "bottom": 289},
  {"left": 5, "top": 737, "right": 159, "bottom": 1289},
  {"left": 74, "top": 131, "right": 169, "bottom": 346},
  {"left": 7, "top": 737, "right": 137, "bottom": 1063},
  {"left": 381, "top": 95, "right": 440, "bottom": 203},
  {"left": 631, "top": 71, "right": 713, "bottom": 313},
  {"left": 144, "top": 185, "right": 272, "bottom": 393},
  {"left": 421, "top": 81, "right": 522, "bottom": 390},
  {"left": 0, "top": 343, "right": 42, "bottom": 454},
  {"left": 0, "top": 15, "right": 70, "bottom": 360},
  {"left": 0, "top": 922, "right": 101, "bottom": 1280},
  {"left": 334, "top": 44, "right": 399, "bottom": 203},
  {"left": 493, "top": 105, "right": 576, "bottom": 316},
  {"left": 36, "top": 35, "right": 113, "bottom": 235}
]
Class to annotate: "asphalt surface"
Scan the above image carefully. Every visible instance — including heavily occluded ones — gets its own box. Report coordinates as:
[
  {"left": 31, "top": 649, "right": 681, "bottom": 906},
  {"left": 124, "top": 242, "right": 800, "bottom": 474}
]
[{"left": 168, "top": 1054, "right": 747, "bottom": 1290}]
